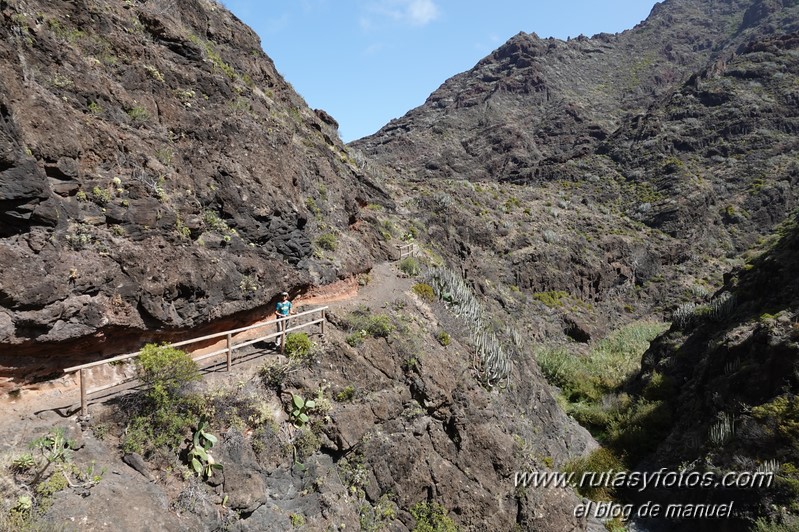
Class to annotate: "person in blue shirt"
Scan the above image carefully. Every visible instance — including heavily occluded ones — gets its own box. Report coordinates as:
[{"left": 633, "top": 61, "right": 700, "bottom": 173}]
[{"left": 275, "top": 291, "right": 293, "bottom": 345}]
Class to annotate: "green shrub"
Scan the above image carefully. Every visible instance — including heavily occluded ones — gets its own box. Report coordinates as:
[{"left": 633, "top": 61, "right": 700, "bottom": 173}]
[
  {"left": 347, "top": 309, "right": 394, "bottom": 339},
  {"left": 607, "top": 399, "right": 674, "bottom": 461},
  {"left": 35, "top": 467, "right": 69, "bottom": 498},
  {"left": 398, "top": 257, "right": 420, "bottom": 277},
  {"left": 316, "top": 232, "right": 337, "bottom": 251},
  {"left": 410, "top": 502, "right": 457, "bottom": 532},
  {"left": 753, "top": 516, "right": 799, "bottom": 532},
  {"left": 642, "top": 371, "right": 677, "bottom": 401},
  {"left": 365, "top": 314, "right": 393, "bottom": 337},
  {"left": 260, "top": 360, "right": 293, "bottom": 389},
  {"left": 435, "top": 330, "right": 451, "bottom": 346},
  {"left": 535, "top": 347, "right": 599, "bottom": 402},
  {"left": 346, "top": 331, "right": 366, "bottom": 347},
  {"left": 563, "top": 447, "right": 625, "bottom": 500},
  {"left": 293, "top": 427, "right": 320, "bottom": 459},
  {"left": 203, "top": 210, "right": 231, "bottom": 233},
  {"left": 335, "top": 385, "right": 356, "bottom": 402},
  {"left": 92, "top": 186, "right": 111, "bottom": 205},
  {"left": 752, "top": 395, "right": 799, "bottom": 442},
  {"left": 122, "top": 344, "right": 203, "bottom": 456},
  {"left": 412, "top": 283, "right": 436, "bottom": 302},
  {"left": 569, "top": 399, "right": 617, "bottom": 429},
  {"left": 137, "top": 343, "right": 201, "bottom": 396},
  {"left": 127, "top": 105, "right": 150, "bottom": 123},
  {"left": 532, "top": 290, "right": 569, "bottom": 308},
  {"left": 284, "top": 332, "right": 312, "bottom": 359},
  {"left": 360, "top": 495, "right": 399, "bottom": 532},
  {"left": 144, "top": 64, "right": 164, "bottom": 83},
  {"left": 403, "top": 356, "right": 420, "bottom": 372},
  {"left": 305, "top": 197, "right": 321, "bottom": 217}
]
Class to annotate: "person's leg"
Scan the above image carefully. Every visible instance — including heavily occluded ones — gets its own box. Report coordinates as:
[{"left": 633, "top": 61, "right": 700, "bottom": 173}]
[{"left": 276, "top": 316, "right": 284, "bottom": 345}]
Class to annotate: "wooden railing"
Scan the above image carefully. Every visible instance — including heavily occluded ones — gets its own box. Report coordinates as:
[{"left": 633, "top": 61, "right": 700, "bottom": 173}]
[
  {"left": 63, "top": 306, "right": 328, "bottom": 419},
  {"left": 397, "top": 243, "right": 416, "bottom": 260}
]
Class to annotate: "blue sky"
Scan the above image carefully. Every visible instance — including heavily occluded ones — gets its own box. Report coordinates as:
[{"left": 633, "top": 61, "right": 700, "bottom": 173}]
[{"left": 222, "top": 1, "right": 660, "bottom": 142}]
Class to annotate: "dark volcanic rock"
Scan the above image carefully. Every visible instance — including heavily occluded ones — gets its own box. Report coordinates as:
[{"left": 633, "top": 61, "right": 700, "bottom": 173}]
[
  {"left": 625, "top": 215, "right": 799, "bottom": 528},
  {"left": 0, "top": 0, "right": 389, "bottom": 387}
]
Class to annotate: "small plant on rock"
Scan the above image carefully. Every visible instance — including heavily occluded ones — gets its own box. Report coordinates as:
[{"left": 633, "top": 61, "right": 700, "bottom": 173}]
[
  {"left": 315, "top": 232, "right": 338, "bottom": 251},
  {"left": 365, "top": 314, "right": 393, "bottom": 338},
  {"left": 127, "top": 105, "right": 150, "bottom": 123},
  {"left": 346, "top": 308, "right": 395, "bottom": 339},
  {"left": 412, "top": 283, "right": 436, "bottom": 302},
  {"left": 335, "top": 385, "right": 356, "bottom": 402},
  {"left": 346, "top": 330, "right": 367, "bottom": 347},
  {"left": 290, "top": 393, "right": 316, "bottom": 427},
  {"left": 92, "top": 186, "right": 111, "bottom": 205},
  {"left": 290, "top": 513, "right": 305, "bottom": 527},
  {"left": 435, "top": 330, "right": 451, "bottom": 346}
]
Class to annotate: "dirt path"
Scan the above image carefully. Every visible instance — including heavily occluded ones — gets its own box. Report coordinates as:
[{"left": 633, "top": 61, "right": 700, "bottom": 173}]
[
  {"left": 332, "top": 261, "right": 414, "bottom": 312},
  {"left": 0, "top": 261, "right": 412, "bottom": 435}
]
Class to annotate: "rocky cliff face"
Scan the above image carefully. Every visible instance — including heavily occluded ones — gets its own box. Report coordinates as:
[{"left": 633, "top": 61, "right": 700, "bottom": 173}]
[{"left": 0, "top": 0, "right": 388, "bottom": 386}]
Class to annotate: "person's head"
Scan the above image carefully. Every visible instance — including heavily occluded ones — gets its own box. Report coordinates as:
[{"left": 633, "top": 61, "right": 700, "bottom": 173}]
[{"left": 281, "top": 291, "right": 289, "bottom": 300}]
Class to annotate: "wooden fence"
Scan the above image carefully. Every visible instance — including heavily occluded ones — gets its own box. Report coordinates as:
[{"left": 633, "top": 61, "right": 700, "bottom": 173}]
[
  {"left": 63, "top": 306, "right": 328, "bottom": 418},
  {"left": 397, "top": 243, "right": 417, "bottom": 260}
]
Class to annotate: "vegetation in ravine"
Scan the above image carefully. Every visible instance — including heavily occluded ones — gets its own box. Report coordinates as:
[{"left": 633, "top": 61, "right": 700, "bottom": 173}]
[{"left": 535, "top": 320, "right": 670, "bottom": 464}]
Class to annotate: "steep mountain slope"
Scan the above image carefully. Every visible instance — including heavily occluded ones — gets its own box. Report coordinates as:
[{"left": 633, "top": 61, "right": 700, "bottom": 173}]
[
  {"left": 354, "top": 0, "right": 766, "bottom": 183},
  {"left": 0, "top": 0, "right": 387, "bottom": 387},
  {"left": 353, "top": 0, "right": 799, "bottom": 343},
  {"left": 627, "top": 212, "right": 799, "bottom": 529}
]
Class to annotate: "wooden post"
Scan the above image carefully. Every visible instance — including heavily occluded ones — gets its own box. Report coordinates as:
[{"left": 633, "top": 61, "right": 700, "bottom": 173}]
[
  {"left": 320, "top": 308, "right": 326, "bottom": 335},
  {"left": 226, "top": 333, "right": 232, "bottom": 371},
  {"left": 280, "top": 315, "right": 287, "bottom": 354},
  {"left": 79, "top": 369, "right": 88, "bottom": 419}
]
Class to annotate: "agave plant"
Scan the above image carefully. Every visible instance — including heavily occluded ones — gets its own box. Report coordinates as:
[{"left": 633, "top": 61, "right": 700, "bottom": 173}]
[{"left": 423, "top": 266, "right": 514, "bottom": 387}]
